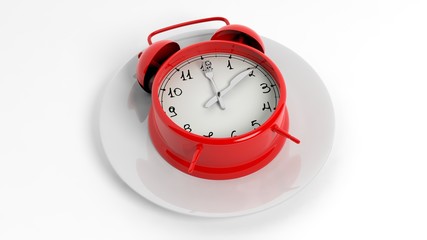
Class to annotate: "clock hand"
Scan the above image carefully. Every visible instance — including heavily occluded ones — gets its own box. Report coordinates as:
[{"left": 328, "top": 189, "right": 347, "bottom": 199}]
[
  {"left": 203, "top": 66, "right": 226, "bottom": 110},
  {"left": 204, "top": 68, "right": 253, "bottom": 108}
]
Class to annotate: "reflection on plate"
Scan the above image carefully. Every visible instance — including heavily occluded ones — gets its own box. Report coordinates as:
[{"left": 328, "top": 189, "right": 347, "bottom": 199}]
[{"left": 99, "top": 30, "right": 334, "bottom": 217}]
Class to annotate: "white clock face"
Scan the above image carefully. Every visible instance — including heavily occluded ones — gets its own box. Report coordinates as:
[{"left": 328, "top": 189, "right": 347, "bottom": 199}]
[{"left": 158, "top": 53, "right": 280, "bottom": 138}]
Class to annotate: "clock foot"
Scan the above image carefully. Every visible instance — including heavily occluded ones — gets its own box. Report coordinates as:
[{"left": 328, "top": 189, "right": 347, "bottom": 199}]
[
  {"left": 272, "top": 124, "right": 300, "bottom": 144},
  {"left": 188, "top": 144, "right": 203, "bottom": 173}
]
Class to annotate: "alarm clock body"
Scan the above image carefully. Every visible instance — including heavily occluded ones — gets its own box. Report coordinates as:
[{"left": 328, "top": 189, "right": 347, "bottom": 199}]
[{"left": 148, "top": 40, "right": 290, "bottom": 179}]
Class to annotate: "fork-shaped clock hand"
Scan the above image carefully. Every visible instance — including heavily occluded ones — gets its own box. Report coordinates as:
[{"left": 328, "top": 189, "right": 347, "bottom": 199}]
[
  {"left": 204, "top": 68, "right": 253, "bottom": 108},
  {"left": 203, "top": 66, "right": 226, "bottom": 109}
]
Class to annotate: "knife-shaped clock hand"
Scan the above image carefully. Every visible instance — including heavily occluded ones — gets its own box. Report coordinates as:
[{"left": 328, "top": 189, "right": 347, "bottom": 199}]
[{"left": 204, "top": 68, "right": 253, "bottom": 108}]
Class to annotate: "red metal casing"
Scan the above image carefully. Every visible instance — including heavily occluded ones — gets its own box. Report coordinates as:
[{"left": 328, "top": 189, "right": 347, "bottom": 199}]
[{"left": 148, "top": 40, "right": 290, "bottom": 179}]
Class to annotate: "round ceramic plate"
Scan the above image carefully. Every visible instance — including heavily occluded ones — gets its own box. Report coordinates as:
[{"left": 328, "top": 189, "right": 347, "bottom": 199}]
[{"left": 99, "top": 30, "right": 334, "bottom": 217}]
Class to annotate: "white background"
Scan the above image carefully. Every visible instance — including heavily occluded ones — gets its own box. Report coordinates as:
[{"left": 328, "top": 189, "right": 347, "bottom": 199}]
[{"left": 1, "top": 0, "right": 426, "bottom": 239}]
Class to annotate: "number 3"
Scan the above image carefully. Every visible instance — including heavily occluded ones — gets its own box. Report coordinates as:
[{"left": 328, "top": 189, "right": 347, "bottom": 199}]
[{"left": 260, "top": 83, "right": 271, "bottom": 93}]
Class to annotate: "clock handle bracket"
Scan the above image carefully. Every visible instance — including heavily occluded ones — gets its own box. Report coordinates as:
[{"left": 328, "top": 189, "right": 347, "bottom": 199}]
[{"left": 147, "top": 17, "right": 230, "bottom": 45}]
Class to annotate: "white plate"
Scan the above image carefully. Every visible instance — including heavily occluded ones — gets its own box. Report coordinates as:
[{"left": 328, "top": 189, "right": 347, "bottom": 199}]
[{"left": 99, "top": 30, "right": 334, "bottom": 217}]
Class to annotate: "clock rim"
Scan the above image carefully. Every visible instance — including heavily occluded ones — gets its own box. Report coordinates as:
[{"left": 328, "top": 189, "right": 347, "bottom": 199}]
[{"left": 151, "top": 40, "right": 287, "bottom": 144}]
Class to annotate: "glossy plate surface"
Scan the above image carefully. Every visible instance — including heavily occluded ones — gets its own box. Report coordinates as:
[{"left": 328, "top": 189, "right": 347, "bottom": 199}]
[{"left": 99, "top": 30, "right": 334, "bottom": 217}]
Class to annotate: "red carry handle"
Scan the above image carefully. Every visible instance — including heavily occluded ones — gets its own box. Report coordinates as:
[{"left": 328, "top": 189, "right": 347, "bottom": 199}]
[{"left": 147, "top": 17, "right": 230, "bottom": 45}]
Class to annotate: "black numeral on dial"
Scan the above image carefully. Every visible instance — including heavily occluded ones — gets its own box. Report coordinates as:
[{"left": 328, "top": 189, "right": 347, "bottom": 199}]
[
  {"left": 180, "top": 69, "right": 193, "bottom": 81},
  {"left": 203, "top": 132, "right": 213, "bottom": 137},
  {"left": 251, "top": 120, "right": 261, "bottom": 129},
  {"left": 168, "top": 106, "right": 177, "bottom": 117},
  {"left": 167, "top": 87, "right": 182, "bottom": 98},
  {"left": 262, "top": 102, "right": 272, "bottom": 112},
  {"left": 227, "top": 60, "right": 234, "bottom": 70},
  {"left": 249, "top": 70, "right": 255, "bottom": 77},
  {"left": 260, "top": 83, "right": 271, "bottom": 93},
  {"left": 183, "top": 124, "right": 192, "bottom": 132},
  {"left": 200, "top": 60, "right": 212, "bottom": 72}
]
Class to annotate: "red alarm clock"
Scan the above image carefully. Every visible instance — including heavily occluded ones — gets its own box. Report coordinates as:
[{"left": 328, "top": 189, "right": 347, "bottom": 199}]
[{"left": 136, "top": 17, "right": 299, "bottom": 180}]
